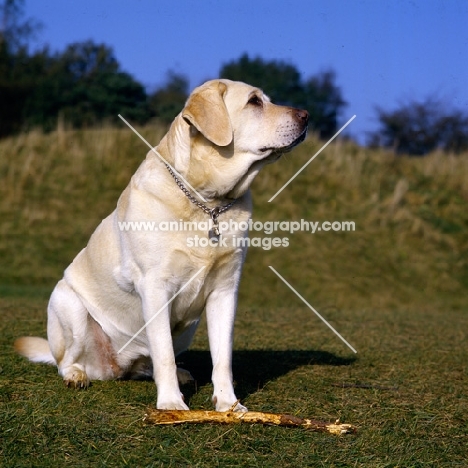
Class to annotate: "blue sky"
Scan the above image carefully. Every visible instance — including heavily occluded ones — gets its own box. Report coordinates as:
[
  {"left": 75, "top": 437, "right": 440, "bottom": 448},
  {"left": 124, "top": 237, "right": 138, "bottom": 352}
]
[{"left": 26, "top": 0, "right": 468, "bottom": 143}]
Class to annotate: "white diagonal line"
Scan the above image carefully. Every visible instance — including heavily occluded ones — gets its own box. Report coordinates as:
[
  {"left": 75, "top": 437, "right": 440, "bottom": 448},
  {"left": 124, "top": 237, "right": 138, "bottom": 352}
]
[
  {"left": 117, "top": 266, "right": 206, "bottom": 354},
  {"left": 268, "top": 115, "right": 356, "bottom": 202},
  {"left": 268, "top": 266, "right": 357, "bottom": 354},
  {"left": 118, "top": 114, "right": 208, "bottom": 203}
]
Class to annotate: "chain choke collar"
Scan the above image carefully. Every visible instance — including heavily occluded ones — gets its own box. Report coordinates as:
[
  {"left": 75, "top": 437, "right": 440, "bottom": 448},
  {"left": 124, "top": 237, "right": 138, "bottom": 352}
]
[{"left": 164, "top": 162, "right": 237, "bottom": 241}]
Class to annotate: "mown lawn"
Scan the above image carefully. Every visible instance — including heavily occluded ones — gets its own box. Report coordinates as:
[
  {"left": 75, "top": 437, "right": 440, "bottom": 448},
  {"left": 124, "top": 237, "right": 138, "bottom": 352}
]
[
  {"left": 1, "top": 295, "right": 467, "bottom": 467},
  {"left": 1, "top": 127, "right": 467, "bottom": 466}
]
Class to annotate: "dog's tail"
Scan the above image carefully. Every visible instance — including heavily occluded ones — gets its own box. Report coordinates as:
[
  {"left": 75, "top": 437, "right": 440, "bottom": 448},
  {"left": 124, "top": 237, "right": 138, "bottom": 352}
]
[{"left": 14, "top": 337, "right": 56, "bottom": 365}]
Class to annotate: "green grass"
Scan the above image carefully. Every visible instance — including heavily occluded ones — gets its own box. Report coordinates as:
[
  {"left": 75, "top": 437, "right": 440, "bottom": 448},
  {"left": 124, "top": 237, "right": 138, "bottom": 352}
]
[{"left": 1, "top": 126, "right": 468, "bottom": 466}]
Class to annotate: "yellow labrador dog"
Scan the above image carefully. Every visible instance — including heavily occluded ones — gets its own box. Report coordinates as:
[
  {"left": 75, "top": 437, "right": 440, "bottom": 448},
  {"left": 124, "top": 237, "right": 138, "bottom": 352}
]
[{"left": 15, "top": 79, "right": 308, "bottom": 411}]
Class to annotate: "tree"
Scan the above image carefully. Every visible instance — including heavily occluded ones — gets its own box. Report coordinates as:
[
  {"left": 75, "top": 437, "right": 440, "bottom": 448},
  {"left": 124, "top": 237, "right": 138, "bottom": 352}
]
[
  {"left": 220, "top": 53, "right": 303, "bottom": 106},
  {"left": 0, "top": 0, "right": 43, "bottom": 136},
  {"left": 435, "top": 111, "right": 468, "bottom": 154},
  {"left": 0, "top": 3, "right": 151, "bottom": 136},
  {"left": 302, "top": 71, "right": 346, "bottom": 140},
  {"left": 0, "top": 0, "right": 41, "bottom": 52},
  {"left": 148, "top": 71, "right": 189, "bottom": 124},
  {"left": 23, "top": 41, "right": 150, "bottom": 130},
  {"left": 220, "top": 54, "right": 346, "bottom": 139},
  {"left": 368, "top": 97, "right": 468, "bottom": 155}
]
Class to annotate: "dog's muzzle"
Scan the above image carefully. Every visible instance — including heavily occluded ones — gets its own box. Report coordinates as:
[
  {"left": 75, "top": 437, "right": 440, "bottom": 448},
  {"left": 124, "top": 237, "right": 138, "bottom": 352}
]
[{"left": 260, "top": 108, "right": 309, "bottom": 154}]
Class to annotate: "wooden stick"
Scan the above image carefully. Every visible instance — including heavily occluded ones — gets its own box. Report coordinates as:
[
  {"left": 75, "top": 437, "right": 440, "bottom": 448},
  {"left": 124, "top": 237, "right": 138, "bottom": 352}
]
[{"left": 144, "top": 408, "right": 356, "bottom": 435}]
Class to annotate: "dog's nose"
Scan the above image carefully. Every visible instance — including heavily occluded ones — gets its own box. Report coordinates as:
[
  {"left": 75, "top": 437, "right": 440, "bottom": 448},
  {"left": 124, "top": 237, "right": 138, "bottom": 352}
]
[{"left": 295, "top": 109, "right": 309, "bottom": 124}]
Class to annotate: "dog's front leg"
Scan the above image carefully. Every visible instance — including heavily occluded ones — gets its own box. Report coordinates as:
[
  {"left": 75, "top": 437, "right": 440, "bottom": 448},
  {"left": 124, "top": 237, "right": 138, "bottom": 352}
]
[
  {"left": 139, "top": 280, "right": 188, "bottom": 410},
  {"left": 206, "top": 290, "right": 247, "bottom": 412}
]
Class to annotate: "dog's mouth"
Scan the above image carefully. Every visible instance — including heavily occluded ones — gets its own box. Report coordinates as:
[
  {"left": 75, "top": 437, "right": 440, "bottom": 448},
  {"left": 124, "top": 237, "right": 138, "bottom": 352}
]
[{"left": 259, "top": 126, "right": 308, "bottom": 155}]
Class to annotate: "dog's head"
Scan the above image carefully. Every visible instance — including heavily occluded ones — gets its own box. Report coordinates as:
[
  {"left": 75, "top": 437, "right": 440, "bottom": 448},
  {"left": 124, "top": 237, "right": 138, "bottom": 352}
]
[{"left": 164, "top": 79, "right": 309, "bottom": 199}]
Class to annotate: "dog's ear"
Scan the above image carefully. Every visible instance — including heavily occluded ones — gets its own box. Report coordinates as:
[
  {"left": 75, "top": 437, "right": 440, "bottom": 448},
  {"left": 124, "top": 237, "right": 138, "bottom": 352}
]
[{"left": 182, "top": 81, "right": 233, "bottom": 147}]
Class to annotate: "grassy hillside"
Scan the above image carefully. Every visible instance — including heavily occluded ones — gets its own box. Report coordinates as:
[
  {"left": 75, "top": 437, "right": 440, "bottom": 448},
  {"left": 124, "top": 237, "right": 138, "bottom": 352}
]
[
  {"left": 0, "top": 125, "right": 467, "bottom": 310},
  {"left": 1, "top": 126, "right": 467, "bottom": 466}
]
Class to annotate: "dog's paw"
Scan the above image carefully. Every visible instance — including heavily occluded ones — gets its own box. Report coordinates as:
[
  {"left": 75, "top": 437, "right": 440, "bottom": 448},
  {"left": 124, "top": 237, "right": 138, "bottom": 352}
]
[
  {"left": 213, "top": 397, "right": 248, "bottom": 412},
  {"left": 63, "top": 367, "right": 90, "bottom": 389},
  {"left": 228, "top": 401, "right": 248, "bottom": 412},
  {"left": 156, "top": 399, "right": 190, "bottom": 410},
  {"left": 176, "top": 367, "right": 194, "bottom": 385}
]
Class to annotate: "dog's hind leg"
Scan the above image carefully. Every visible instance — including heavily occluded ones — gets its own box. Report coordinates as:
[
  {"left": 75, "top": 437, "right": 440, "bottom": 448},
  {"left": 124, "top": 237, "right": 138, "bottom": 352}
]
[
  {"left": 47, "top": 279, "right": 92, "bottom": 389},
  {"left": 173, "top": 320, "right": 199, "bottom": 385}
]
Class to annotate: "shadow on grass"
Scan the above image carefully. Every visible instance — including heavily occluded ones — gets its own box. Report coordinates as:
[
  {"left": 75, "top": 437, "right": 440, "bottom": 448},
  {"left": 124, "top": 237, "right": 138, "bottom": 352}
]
[{"left": 177, "top": 349, "right": 356, "bottom": 405}]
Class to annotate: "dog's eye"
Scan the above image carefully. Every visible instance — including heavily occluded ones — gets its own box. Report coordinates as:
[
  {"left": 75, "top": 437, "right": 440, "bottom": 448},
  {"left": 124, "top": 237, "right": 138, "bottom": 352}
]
[{"left": 248, "top": 95, "right": 262, "bottom": 107}]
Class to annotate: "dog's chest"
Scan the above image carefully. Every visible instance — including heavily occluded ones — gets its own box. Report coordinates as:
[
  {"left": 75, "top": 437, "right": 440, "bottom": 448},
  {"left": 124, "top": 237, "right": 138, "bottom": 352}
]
[{"left": 158, "top": 239, "right": 242, "bottom": 320}]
